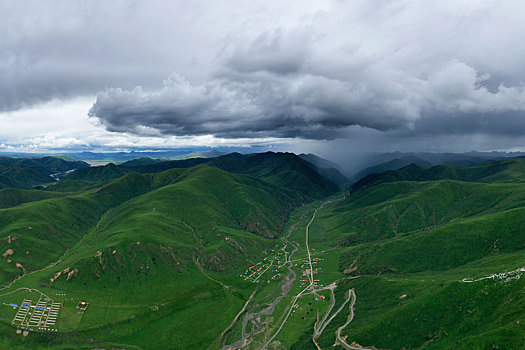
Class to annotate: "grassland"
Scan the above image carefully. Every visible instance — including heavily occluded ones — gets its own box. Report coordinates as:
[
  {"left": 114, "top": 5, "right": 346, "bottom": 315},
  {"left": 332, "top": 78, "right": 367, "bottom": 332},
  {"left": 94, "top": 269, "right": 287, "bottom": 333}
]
[
  {"left": 1, "top": 156, "right": 525, "bottom": 349},
  {"left": 0, "top": 154, "right": 337, "bottom": 349},
  {"left": 279, "top": 160, "right": 525, "bottom": 349},
  {"left": 0, "top": 156, "right": 88, "bottom": 189}
]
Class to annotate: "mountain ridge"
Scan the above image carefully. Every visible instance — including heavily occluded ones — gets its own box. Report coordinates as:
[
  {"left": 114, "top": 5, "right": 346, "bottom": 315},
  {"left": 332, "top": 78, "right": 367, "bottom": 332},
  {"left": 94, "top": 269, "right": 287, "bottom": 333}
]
[
  {"left": 65, "top": 152, "right": 343, "bottom": 198},
  {"left": 352, "top": 157, "right": 525, "bottom": 191}
]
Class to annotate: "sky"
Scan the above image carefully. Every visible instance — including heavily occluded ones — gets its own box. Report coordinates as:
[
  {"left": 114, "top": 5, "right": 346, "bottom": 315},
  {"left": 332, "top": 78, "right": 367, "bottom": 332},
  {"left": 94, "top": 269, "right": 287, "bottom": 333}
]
[{"left": 1, "top": 0, "right": 525, "bottom": 160}]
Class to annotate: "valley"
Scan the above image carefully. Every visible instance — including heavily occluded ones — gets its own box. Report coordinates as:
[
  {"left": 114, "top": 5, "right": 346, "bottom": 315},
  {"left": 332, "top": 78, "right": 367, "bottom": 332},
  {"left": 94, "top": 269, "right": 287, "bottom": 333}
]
[
  {"left": 0, "top": 154, "right": 524, "bottom": 349},
  {"left": 4, "top": 1, "right": 525, "bottom": 348}
]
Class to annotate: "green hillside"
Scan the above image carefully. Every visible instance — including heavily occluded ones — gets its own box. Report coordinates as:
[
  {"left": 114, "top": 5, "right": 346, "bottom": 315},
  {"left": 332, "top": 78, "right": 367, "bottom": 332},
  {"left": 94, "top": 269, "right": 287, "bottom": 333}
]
[
  {"left": 0, "top": 156, "right": 89, "bottom": 189},
  {"left": 119, "top": 157, "right": 165, "bottom": 166},
  {"left": 316, "top": 180, "right": 525, "bottom": 244},
  {"left": 0, "top": 189, "right": 68, "bottom": 209},
  {"left": 289, "top": 162, "right": 525, "bottom": 350},
  {"left": 0, "top": 157, "right": 327, "bottom": 349},
  {"left": 66, "top": 152, "right": 342, "bottom": 198},
  {"left": 352, "top": 157, "right": 525, "bottom": 191},
  {"left": 2, "top": 155, "right": 525, "bottom": 349}
]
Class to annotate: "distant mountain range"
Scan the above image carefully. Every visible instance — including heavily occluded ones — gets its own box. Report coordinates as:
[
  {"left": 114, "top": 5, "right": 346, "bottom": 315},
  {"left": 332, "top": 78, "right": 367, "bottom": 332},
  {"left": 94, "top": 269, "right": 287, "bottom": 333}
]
[
  {"left": 0, "top": 156, "right": 88, "bottom": 189},
  {"left": 352, "top": 157, "right": 525, "bottom": 192},
  {"left": 64, "top": 152, "right": 345, "bottom": 198},
  {"left": 0, "top": 152, "right": 347, "bottom": 194},
  {"left": 4, "top": 149, "right": 525, "bottom": 184},
  {"left": 345, "top": 151, "right": 525, "bottom": 181},
  {"left": 0, "top": 148, "right": 235, "bottom": 164}
]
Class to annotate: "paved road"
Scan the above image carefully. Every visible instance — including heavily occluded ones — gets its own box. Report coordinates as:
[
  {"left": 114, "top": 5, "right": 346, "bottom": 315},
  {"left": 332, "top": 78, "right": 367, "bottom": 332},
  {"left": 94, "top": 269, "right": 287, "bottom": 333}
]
[
  {"left": 335, "top": 289, "right": 370, "bottom": 350},
  {"left": 305, "top": 196, "right": 345, "bottom": 293},
  {"left": 262, "top": 200, "right": 335, "bottom": 349},
  {"left": 313, "top": 285, "right": 337, "bottom": 340},
  {"left": 224, "top": 194, "right": 348, "bottom": 349},
  {"left": 305, "top": 206, "right": 319, "bottom": 286}
]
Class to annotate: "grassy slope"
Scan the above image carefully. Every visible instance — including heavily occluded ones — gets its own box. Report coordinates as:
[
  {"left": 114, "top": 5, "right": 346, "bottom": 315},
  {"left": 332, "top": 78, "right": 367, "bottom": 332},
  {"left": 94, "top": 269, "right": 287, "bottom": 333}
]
[
  {"left": 352, "top": 157, "right": 525, "bottom": 191},
  {"left": 291, "top": 167, "right": 525, "bottom": 349},
  {"left": 0, "top": 156, "right": 88, "bottom": 189},
  {"left": 0, "top": 170, "right": 181, "bottom": 286},
  {"left": 0, "top": 164, "right": 316, "bottom": 349},
  {"left": 312, "top": 180, "right": 525, "bottom": 250},
  {"left": 4, "top": 155, "right": 525, "bottom": 349},
  {"left": 324, "top": 252, "right": 525, "bottom": 350},
  {"left": 66, "top": 152, "right": 340, "bottom": 199},
  {"left": 0, "top": 189, "right": 68, "bottom": 209}
]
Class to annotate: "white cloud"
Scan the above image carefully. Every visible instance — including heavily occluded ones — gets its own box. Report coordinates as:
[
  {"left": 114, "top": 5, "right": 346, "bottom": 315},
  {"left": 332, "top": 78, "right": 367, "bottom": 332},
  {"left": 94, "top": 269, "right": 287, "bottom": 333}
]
[{"left": 0, "top": 97, "right": 293, "bottom": 152}]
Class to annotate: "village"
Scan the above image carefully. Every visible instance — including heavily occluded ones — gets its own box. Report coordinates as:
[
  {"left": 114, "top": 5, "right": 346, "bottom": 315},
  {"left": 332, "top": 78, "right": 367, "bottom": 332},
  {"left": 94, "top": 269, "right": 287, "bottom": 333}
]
[
  {"left": 239, "top": 244, "right": 287, "bottom": 283},
  {"left": 239, "top": 244, "right": 327, "bottom": 293},
  {"left": 5, "top": 291, "right": 90, "bottom": 336},
  {"left": 9, "top": 296, "right": 61, "bottom": 335}
]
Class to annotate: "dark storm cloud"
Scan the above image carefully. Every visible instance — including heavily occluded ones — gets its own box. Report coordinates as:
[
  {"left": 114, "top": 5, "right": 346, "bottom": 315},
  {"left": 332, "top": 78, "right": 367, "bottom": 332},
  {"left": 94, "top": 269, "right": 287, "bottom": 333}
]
[
  {"left": 87, "top": 1, "right": 525, "bottom": 140},
  {"left": 224, "top": 28, "right": 312, "bottom": 75},
  {"left": 89, "top": 70, "right": 412, "bottom": 140},
  {"left": 0, "top": 1, "right": 227, "bottom": 111},
  {"left": 90, "top": 56, "right": 525, "bottom": 139},
  {"left": 412, "top": 111, "right": 525, "bottom": 137},
  {"left": 3, "top": 0, "right": 525, "bottom": 144}
]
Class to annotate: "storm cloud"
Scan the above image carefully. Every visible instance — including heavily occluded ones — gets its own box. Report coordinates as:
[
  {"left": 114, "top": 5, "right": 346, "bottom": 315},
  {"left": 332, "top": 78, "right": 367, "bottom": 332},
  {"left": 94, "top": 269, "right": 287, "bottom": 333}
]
[
  {"left": 87, "top": 1, "right": 525, "bottom": 140},
  {"left": 0, "top": 0, "right": 233, "bottom": 111},
  {"left": 2, "top": 0, "right": 525, "bottom": 150}
]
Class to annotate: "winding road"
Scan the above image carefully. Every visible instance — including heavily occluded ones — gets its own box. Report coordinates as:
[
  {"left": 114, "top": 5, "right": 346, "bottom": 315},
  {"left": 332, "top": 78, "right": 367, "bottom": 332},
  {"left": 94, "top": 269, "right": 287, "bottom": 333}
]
[
  {"left": 335, "top": 289, "right": 369, "bottom": 350},
  {"left": 262, "top": 199, "right": 337, "bottom": 349},
  {"left": 223, "top": 193, "right": 356, "bottom": 350}
]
